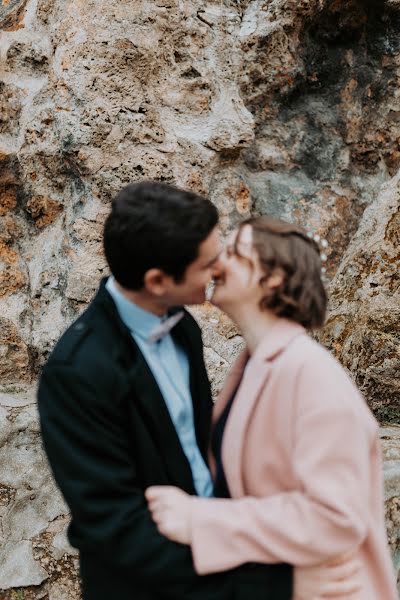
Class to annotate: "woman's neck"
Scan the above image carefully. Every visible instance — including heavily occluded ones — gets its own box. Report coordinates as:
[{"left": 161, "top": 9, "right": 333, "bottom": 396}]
[{"left": 227, "top": 304, "right": 281, "bottom": 354}]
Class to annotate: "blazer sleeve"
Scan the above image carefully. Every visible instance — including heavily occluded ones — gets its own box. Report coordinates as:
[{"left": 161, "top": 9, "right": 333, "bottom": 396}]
[
  {"left": 38, "top": 363, "right": 198, "bottom": 583},
  {"left": 189, "top": 356, "right": 377, "bottom": 574}
]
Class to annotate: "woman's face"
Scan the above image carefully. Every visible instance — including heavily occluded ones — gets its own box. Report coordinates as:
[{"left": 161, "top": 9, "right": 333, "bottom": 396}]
[{"left": 211, "top": 225, "right": 264, "bottom": 311}]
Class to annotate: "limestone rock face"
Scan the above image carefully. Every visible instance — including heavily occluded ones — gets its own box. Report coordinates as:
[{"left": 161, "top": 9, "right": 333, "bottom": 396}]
[
  {"left": 0, "top": 0, "right": 399, "bottom": 414},
  {"left": 318, "top": 174, "right": 400, "bottom": 423},
  {"left": 0, "top": 386, "right": 80, "bottom": 600},
  {"left": 1, "top": 0, "right": 400, "bottom": 596}
]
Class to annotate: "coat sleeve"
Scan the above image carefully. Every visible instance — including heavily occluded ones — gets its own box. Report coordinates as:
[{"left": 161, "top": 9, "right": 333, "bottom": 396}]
[
  {"left": 189, "top": 357, "right": 376, "bottom": 574},
  {"left": 38, "top": 363, "right": 198, "bottom": 583}
]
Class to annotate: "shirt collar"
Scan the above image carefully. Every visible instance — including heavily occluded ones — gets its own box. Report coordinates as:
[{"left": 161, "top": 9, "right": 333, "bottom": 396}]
[{"left": 106, "top": 276, "right": 164, "bottom": 340}]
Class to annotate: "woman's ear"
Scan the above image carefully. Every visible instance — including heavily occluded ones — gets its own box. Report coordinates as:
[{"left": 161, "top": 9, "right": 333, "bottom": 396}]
[
  {"left": 266, "top": 268, "right": 284, "bottom": 289},
  {"left": 143, "top": 269, "right": 169, "bottom": 296}
]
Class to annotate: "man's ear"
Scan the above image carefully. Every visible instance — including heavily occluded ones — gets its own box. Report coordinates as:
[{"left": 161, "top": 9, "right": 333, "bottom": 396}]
[{"left": 143, "top": 269, "right": 170, "bottom": 296}]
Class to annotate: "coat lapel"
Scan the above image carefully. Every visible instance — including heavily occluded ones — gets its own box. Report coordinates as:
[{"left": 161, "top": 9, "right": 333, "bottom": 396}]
[
  {"left": 207, "top": 350, "right": 249, "bottom": 479},
  {"left": 171, "top": 314, "right": 213, "bottom": 462},
  {"left": 212, "top": 350, "right": 249, "bottom": 426},
  {"left": 220, "top": 319, "right": 306, "bottom": 498},
  {"left": 126, "top": 310, "right": 212, "bottom": 494},
  {"left": 221, "top": 358, "right": 273, "bottom": 497},
  {"left": 98, "top": 287, "right": 197, "bottom": 494},
  {"left": 127, "top": 350, "right": 196, "bottom": 494}
]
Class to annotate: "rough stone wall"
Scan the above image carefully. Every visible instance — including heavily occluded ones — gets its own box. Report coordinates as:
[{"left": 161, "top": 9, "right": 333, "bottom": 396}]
[
  {"left": 0, "top": 0, "right": 399, "bottom": 597},
  {"left": 0, "top": 387, "right": 80, "bottom": 600},
  {"left": 0, "top": 0, "right": 399, "bottom": 420},
  {"left": 319, "top": 173, "right": 400, "bottom": 423}
]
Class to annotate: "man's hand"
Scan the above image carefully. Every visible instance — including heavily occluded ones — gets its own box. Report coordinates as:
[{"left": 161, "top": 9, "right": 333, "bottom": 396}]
[
  {"left": 295, "top": 551, "right": 362, "bottom": 599},
  {"left": 146, "top": 486, "right": 193, "bottom": 545}
]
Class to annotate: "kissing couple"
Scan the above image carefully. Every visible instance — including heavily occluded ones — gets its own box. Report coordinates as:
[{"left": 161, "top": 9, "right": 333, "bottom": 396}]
[{"left": 39, "top": 181, "right": 397, "bottom": 600}]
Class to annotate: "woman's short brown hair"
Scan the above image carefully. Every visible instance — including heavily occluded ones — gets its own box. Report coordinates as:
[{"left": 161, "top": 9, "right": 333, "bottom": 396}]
[{"left": 237, "top": 216, "right": 327, "bottom": 329}]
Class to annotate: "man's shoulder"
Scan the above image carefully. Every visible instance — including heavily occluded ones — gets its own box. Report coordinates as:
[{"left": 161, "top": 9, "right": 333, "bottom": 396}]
[
  {"left": 45, "top": 294, "right": 132, "bottom": 379},
  {"left": 41, "top": 334, "right": 131, "bottom": 413},
  {"left": 49, "top": 322, "right": 99, "bottom": 371}
]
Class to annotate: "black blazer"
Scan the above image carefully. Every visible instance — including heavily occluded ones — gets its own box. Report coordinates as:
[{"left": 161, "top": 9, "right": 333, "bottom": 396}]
[{"left": 38, "top": 280, "right": 230, "bottom": 600}]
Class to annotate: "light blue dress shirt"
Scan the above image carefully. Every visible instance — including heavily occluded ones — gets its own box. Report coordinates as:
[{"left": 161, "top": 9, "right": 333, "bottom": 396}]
[{"left": 106, "top": 277, "right": 213, "bottom": 497}]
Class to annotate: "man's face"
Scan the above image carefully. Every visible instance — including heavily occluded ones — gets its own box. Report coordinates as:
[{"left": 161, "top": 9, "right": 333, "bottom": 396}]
[{"left": 163, "top": 226, "right": 222, "bottom": 306}]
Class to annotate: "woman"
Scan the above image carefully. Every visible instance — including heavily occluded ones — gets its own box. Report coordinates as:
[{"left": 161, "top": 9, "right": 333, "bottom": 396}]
[{"left": 146, "top": 217, "right": 398, "bottom": 600}]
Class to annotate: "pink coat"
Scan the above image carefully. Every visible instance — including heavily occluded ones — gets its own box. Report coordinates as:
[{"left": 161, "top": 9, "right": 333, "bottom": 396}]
[{"left": 190, "top": 319, "right": 398, "bottom": 600}]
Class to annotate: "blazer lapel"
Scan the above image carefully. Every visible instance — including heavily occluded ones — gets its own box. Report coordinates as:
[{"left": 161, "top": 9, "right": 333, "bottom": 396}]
[
  {"left": 221, "top": 319, "right": 306, "bottom": 497},
  {"left": 222, "top": 358, "right": 273, "bottom": 497},
  {"left": 127, "top": 351, "right": 196, "bottom": 494},
  {"left": 207, "top": 350, "right": 249, "bottom": 479},
  {"left": 97, "top": 283, "right": 197, "bottom": 493},
  {"left": 212, "top": 350, "right": 249, "bottom": 426},
  {"left": 171, "top": 314, "right": 213, "bottom": 462}
]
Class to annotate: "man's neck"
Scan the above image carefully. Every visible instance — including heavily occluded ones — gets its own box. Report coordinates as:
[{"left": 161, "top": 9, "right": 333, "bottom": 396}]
[{"left": 114, "top": 280, "right": 167, "bottom": 317}]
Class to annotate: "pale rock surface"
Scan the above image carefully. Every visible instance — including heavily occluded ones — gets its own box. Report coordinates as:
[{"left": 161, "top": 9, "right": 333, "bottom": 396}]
[
  {"left": 318, "top": 174, "right": 400, "bottom": 422},
  {"left": 0, "top": 0, "right": 399, "bottom": 419},
  {"left": 0, "top": 386, "right": 80, "bottom": 599}
]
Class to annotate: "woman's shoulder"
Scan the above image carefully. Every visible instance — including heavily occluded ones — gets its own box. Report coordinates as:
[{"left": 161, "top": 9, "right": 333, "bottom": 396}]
[
  {"left": 286, "top": 330, "right": 348, "bottom": 373},
  {"left": 283, "top": 332, "right": 355, "bottom": 390},
  {"left": 281, "top": 332, "right": 378, "bottom": 429}
]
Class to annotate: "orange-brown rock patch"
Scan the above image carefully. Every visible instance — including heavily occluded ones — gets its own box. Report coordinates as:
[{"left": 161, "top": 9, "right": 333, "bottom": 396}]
[
  {"left": 25, "top": 196, "right": 63, "bottom": 228},
  {"left": 0, "top": 190, "right": 17, "bottom": 215},
  {"left": 0, "top": 266, "right": 26, "bottom": 296},
  {"left": 0, "top": 317, "right": 30, "bottom": 382},
  {"left": 0, "top": 0, "right": 28, "bottom": 31}
]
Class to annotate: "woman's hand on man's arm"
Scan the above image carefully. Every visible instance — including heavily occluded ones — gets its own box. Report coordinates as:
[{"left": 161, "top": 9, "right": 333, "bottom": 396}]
[
  {"left": 146, "top": 486, "right": 193, "bottom": 544},
  {"left": 146, "top": 486, "right": 362, "bottom": 599}
]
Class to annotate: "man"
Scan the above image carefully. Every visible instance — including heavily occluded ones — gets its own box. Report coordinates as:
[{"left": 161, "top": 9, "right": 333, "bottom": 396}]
[
  {"left": 38, "top": 181, "right": 230, "bottom": 600},
  {"left": 38, "top": 181, "right": 357, "bottom": 600}
]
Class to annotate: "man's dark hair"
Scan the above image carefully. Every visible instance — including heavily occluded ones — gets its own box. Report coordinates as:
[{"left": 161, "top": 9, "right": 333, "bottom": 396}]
[{"left": 103, "top": 181, "right": 218, "bottom": 290}]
